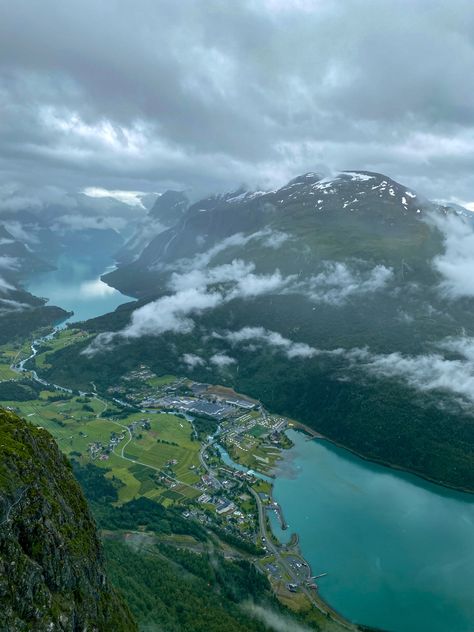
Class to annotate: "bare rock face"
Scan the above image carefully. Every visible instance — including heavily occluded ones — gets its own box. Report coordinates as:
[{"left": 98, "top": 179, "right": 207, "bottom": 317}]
[{"left": 0, "top": 408, "right": 137, "bottom": 632}]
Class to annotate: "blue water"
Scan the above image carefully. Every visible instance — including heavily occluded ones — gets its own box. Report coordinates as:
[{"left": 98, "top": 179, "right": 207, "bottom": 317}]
[
  {"left": 271, "top": 430, "right": 474, "bottom": 632},
  {"left": 26, "top": 255, "right": 132, "bottom": 323}
]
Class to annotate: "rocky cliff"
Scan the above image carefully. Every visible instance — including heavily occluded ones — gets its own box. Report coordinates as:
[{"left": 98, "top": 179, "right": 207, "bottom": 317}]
[{"left": 0, "top": 408, "right": 136, "bottom": 632}]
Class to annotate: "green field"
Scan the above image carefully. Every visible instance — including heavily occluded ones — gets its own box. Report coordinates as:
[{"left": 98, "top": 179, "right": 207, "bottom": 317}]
[
  {"left": 0, "top": 339, "right": 32, "bottom": 380},
  {"left": 34, "top": 328, "right": 93, "bottom": 370},
  {"left": 123, "top": 413, "right": 202, "bottom": 485},
  {"left": 6, "top": 390, "right": 202, "bottom": 506}
]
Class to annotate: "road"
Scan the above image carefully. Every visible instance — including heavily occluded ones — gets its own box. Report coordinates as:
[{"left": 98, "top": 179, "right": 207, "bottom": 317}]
[
  {"left": 250, "top": 486, "right": 358, "bottom": 630},
  {"left": 105, "top": 417, "right": 200, "bottom": 494}
]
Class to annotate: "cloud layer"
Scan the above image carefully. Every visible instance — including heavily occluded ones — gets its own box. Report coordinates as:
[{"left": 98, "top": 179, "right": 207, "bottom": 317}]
[{"left": 2, "top": 1, "right": 474, "bottom": 200}]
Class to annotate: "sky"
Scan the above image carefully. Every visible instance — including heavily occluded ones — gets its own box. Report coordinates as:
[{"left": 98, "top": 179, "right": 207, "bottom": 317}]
[{"left": 1, "top": 0, "right": 474, "bottom": 206}]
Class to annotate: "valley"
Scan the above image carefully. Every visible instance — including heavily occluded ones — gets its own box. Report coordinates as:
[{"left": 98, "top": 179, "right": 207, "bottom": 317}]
[
  {"left": 2, "top": 327, "right": 353, "bottom": 631},
  {"left": 1, "top": 170, "right": 474, "bottom": 632},
  {"left": 1, "top": 308, "right": 472, "bottom": 632}
]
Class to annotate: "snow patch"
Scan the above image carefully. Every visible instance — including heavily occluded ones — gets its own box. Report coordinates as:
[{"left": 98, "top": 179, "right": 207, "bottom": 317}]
[{"left": 343, "top": 172, "right": 375, "bottom": 182}]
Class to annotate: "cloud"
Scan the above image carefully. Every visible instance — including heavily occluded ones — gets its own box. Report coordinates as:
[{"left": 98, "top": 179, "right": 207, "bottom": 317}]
[
  {"left": 2, "top": 221, "right": 39, "bottom": 244},
  {"left": 82, "top": 186, "right": 149, "bottom": 208},
  {"left": 0, "top": 255, "right": 19, "bottom": 270},
  {"left": 79, "top": 278, "right": 117, "bottom": 298},
  {"left": 223, "top": 326, "right": 319, "bottom": 358},
  {"left": 169, "top": 259, "right": 255, "bottom": 292},
  {"left": 126, "top": 256, "right": 294, "bottom": 340},
  {"left": 430, "top": 212, "right": 474, "bottom": 298},
  {"left": 209, "top": 352, "right": 236, "bottom": 368},
  {"left": 85, "top": 254, "right": 296, "bottom": 354},
  {"left": 243, "top": 602, "right": 312, "bottom": 632},
  {"left": 3, "top": 1, "right": 474, "bottom": 199},
  {"left": 123, "top": 288, "right": 223, "bottom": 339},
  {"left": 0, "top": 276, "right": 14, "bottom": 294},
  {"left": 170, "top": 229, "right": 291, "bottom": 273},
  {"left": 305, "top": 261, "right": 393, "bottom": 305},
  {"left": 182, "top": 353, "right": 206, "bottom": 369},
  {"left": 346, "top": 337, "right": 474, "bottom": 405},
  {"left": 228, "top": 269, "right": 294, "bottom": 299},
  {"left": 0, "top": 298, "right": 30, "bottom": 314}
]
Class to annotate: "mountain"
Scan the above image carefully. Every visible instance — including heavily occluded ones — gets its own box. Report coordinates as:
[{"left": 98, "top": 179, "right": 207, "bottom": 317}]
[
  {"left": 103, "top": 171, "right": 440, "bottom": 297},
  {"left": 38, "top": 171, "right": 474, "bottom": 491},
  {"left": 0, "top": 408, "right": 136, "bottom": 631},
  {"left": 114, "top": 190, "right": 189, "bottom": 265}
]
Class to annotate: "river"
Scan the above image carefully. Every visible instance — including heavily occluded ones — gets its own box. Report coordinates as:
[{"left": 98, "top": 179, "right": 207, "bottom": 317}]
[
  {"left": 23, "top": 256, "right": 474, "bottom": 632},
  {"left": 271, "top": 430, "right": 474, "bottom": 632}
]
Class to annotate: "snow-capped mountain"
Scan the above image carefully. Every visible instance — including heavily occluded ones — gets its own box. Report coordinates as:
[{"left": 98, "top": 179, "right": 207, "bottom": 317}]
[{"left": 103, "top": 171, "right": 447, "bottom": 297}]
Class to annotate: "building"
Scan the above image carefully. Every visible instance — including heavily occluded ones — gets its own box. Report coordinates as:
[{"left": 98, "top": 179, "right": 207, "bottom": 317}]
[{"left": 225, "top": 398, "right": 256, "bottom": 410}]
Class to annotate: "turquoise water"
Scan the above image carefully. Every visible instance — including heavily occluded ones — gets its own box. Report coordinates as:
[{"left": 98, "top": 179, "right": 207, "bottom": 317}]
[
  {"left": 26, "top": 255, "right": 132, "bottom": 323},
  {"left": 272, "top": 430, "right": 474, "bottom": 632}
]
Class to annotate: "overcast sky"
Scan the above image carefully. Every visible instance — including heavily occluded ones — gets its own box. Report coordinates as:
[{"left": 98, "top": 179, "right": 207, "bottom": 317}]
[{"left": 1, "top": 0, "right": 474, "bottom": 205}]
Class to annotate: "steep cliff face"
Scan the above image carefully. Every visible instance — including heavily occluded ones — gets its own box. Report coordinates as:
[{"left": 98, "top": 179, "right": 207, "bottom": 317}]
[{"left": 0, "top": 408, "right": 136, "bottom": 632}]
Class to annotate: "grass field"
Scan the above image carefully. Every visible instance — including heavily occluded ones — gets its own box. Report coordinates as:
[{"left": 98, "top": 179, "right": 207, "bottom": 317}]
[
  {"left": 0, "top": 339, "right": 33, "bottom": 380},
  {"left": 34, "top": 328, "right": 92, "bottom": 369},
  {"left": 6, "top": 390, "right": 203, "bottom": 506}
]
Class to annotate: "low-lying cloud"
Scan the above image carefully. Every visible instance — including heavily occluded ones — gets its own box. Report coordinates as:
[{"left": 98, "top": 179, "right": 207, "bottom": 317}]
[
  {"left": 305, "top": 261, "right": 393, "bottom": 305},
  {"left": 347, "top": 337, "right": 474, "bottom": 405},
  {"left": 0, "top": 298, "right": 30, "bottom": 315},
  {"left": 223, "top": 326, "right": 320, "bottom": 359},
  {"left": 0, "top": 256, "right": 19, "bottom": 270},
  {"left": 0, "top": 276, "right": 14, "bottom": 294},
  {"left": 181, "top": 353, "right": 206, "bottom": 369},
  {"left": 84, "top": 256, "right": 295, "bottom": 354},
  {"left": 243, "top": 602, "right": 312, "bottom": 632},
  {"left": 209, "top": 352, "right": 236, "bottom": 368},
  {"left": 431, "top": 212, "right": 474, "bottom": 298},
  {"left": 169, "top": 229, "right": 291, "bottom": 274}
]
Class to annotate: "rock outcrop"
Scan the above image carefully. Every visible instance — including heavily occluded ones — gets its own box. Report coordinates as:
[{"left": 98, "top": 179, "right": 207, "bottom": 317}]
[{"left": 0, "top": 408, "right": 136, "bottom": 632}]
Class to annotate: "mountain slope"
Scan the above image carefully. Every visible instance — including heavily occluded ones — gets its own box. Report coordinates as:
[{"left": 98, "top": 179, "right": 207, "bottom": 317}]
[
  {"left": 115, "top": 190, "right": 189, "bottom": 265},
  {"left": 0, "top": 408, "right": 136, "bottom": 631}
]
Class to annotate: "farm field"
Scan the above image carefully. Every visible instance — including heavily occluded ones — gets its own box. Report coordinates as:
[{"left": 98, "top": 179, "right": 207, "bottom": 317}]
[{"left": 5, "top": 389, "right": 202, "bottom": 506}]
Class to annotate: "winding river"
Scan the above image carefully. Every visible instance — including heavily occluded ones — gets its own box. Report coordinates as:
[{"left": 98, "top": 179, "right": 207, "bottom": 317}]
[{"left": 23, "top": 255, "right": 474, "bottom": 632}]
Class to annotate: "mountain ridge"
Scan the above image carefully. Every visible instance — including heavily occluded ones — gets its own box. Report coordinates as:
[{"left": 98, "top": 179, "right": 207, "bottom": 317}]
[{"left": 0, "top": 407, "right": 136, "bottom": 631}]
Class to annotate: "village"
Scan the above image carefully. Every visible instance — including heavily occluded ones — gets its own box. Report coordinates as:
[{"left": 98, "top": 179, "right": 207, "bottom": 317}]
[{"left": 83, "top": 369, "right": 323, "bottom": 598}]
